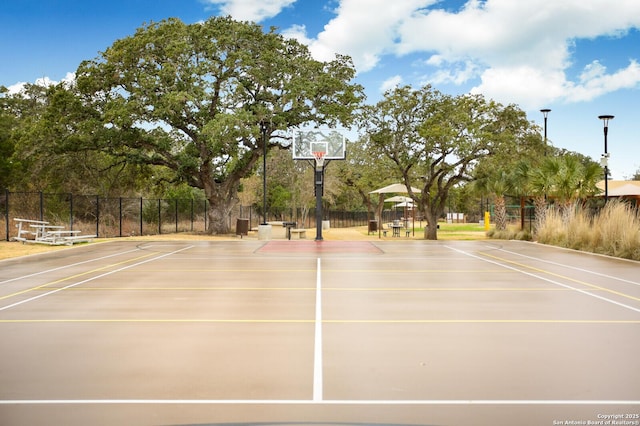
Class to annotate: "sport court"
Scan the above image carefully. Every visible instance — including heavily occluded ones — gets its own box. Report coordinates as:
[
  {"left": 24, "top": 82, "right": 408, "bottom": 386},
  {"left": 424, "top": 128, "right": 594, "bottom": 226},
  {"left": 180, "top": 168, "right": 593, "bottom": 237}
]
[{"left": 0, "top": 239, "right": 638, "bottom": 426}]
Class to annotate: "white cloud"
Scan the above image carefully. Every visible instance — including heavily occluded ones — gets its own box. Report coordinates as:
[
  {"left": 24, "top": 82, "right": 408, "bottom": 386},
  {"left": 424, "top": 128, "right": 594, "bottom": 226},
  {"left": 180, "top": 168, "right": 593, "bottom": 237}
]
[
  {"left": 281, "top": 24, "right": 313, "bottom": 46},
  {"left": 470, "top": 66, "right": 568, "bottom": 109},
  {"left": 579, "top": 61, "right": 607, "bottom": 83},
  {"left": 425, "top": 55, "right": 444, "bottom": 67},
  {"left": 425, "top": 59, "right": 480, "bottom": 86},
  {"left": 567, "top": 60, "right": 640, "bottom": 102},
  {"left": 380, "top": 75, "right": 404, "bottom": 93},
  {"left": 6, "top": 72, "right": 76, "bottom": 95},
  {"left": 203, "top": 0, "right": 296, "bottom": 22},
  {"left": 296, "top": 0, "right": 640, "bottom": 107},
  {"left": 7, "top": 82, "right": 28, "bottom": 95},
  {"left": 301, "top": 0, "right": 436, "bottom": 70}
]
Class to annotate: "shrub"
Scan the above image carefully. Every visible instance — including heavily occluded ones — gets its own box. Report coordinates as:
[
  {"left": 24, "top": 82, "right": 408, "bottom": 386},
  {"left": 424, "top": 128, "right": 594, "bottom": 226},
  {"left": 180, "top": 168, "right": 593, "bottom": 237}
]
[
  {"left": 536, "top": 200, "right": 640, "bottom": 260},
  {"left": 592, "top": 201, "right": 640, "bottom": 259},
  {"left": 565, "top": 207, "right": 595, "bottom": 251},
  {"left": 486, "top": 224, "right": 532, "bottom": 241},
  {"left": 536, "top": 207, "right": 567, "bottom": 247}
]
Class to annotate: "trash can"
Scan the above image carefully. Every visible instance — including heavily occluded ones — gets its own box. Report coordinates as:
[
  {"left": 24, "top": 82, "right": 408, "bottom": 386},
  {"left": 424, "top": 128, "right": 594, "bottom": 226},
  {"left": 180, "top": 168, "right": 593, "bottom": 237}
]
[
  {"left": 236, "top": 218, "right": 249, "bottom": 238},
  {"left": 258, "top": 224, "right": 272, "bottom": 240},
  {"left": 368, "top": 220, "right": 377, "bottom": 234}
]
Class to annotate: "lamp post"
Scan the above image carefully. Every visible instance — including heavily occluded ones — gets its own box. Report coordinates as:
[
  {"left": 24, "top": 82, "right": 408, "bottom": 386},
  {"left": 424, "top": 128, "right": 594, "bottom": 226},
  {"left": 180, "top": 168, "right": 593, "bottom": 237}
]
[
  {"left": 598, "top": 115, "right": 614, "bottom": 203},
  {"left": 526, "top": 108, "right": 551, "bottom": 231},
  {"left": 540, "top": 109, "right": 551, "bottom": 155}
]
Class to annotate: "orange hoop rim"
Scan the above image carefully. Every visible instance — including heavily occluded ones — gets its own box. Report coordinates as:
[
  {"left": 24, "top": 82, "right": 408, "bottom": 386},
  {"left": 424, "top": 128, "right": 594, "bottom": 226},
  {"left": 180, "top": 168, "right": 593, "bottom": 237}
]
[{"left": 313, "top": 151, "right": 325, "bottom": 170}]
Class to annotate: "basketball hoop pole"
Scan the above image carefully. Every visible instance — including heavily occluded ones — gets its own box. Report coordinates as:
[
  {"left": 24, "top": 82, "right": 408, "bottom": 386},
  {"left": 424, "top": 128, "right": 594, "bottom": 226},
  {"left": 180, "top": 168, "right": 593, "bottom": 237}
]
[
  {"left": 313, "top": 153, "right": 325, "bottom": 241},
  {"left": 291, "top": 130, "right": 346, "bottom": 241},
  {"left": 261, "top": 125, "right": 268, "bottom": 225}
]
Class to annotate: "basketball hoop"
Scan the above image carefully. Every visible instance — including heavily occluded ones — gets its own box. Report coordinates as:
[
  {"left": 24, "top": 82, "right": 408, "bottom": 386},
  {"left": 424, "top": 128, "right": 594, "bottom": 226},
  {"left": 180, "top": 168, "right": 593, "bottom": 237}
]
[{"left": 313, "top": 151, "right": 325, "bottom": 171}]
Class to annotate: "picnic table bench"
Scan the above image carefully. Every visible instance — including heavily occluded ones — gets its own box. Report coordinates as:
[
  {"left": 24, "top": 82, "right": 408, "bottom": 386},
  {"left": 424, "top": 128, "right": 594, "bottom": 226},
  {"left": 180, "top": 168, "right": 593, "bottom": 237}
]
[
  {"left": 13, "top": 218, "right": 96, "bottom": 245},
  {"left": 13, "top": 218, "right": 49, "bottom": 242}
]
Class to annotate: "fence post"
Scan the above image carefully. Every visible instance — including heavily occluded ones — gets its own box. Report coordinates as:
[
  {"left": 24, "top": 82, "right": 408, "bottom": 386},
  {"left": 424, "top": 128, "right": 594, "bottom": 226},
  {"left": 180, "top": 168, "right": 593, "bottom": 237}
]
[
  {"left": 4, "top": 189, "right": 9, "bottom": 241},
  {"left": 119, "top": 197, "right": 123, "bottom": 237},
  {"left": 39, "top": 191, "right": 44, "bottom": 222},
  {"left": 204, "top": 199, "right": 208, "bottom": 232},
  {"left": 175, "top": 199, "right": 178, "bottom": 233},
  {"left": 139, "top": 198, "right": 143, "bottom": 236},
  {"left": 158, "top": 199, "right": 161, "bottom": 235},
  {"left": 191, "top": 198, "right": 194, "bottom": 232},
  {"left": 96, "top": 195, "right": 100, "bottom": 237},
  {"left": 69, "top": 193, "right": 74, "bottom": 230}
]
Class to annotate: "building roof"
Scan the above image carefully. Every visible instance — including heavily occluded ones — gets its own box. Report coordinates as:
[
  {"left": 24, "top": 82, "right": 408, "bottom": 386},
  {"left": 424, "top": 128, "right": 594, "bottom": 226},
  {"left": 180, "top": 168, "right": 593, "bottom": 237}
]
[{"left": 595, "top": 180, "right": 640, "bottom": 197}]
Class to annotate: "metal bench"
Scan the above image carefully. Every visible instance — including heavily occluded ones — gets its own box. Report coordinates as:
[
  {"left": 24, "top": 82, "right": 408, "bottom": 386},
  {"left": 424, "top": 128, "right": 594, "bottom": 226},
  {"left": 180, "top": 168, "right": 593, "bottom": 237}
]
[
  {"left": 13, "top": 218, "right": 95, "bottom": 245},
  {"left": 13, "top": 218, "right": 49, "bottom": 242}
]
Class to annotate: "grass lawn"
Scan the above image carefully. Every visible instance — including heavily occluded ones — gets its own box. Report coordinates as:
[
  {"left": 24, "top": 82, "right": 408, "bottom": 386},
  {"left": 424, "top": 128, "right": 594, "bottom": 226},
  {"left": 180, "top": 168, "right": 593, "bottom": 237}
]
[{"left": 413, "top": 221, "right": 489, "bottom": 240}]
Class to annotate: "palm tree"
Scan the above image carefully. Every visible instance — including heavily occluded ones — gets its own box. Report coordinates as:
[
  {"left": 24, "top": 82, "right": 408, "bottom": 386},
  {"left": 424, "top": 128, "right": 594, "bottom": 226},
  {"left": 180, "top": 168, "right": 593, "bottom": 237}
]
[
  {"left": 531, "top": 155, "right": 601, "bottom": 226},
  {"left": 474, "top": 168, "right": 512, "bottom": 231},
  {"left": 511, "top": 160, "right": 534, "bottom": 231},
  {"left": 577, "top": 162, "right": 604, "bottom": 200}
]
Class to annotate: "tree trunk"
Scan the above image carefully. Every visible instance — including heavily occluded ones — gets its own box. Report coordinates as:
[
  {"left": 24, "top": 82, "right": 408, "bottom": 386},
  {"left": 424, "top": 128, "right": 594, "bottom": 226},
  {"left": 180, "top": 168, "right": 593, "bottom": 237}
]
[
  {"left": 207, "top": 197, "right": 234, "bottom": 234},
  {"left": 375, "top": 197, "right": 384, "bottom": 227},
  {"left": 494, "top": 196, "right": 507, "bottom": 231},
  {"left": 424, "top": 209, "right": 439, "bottom": 240},
  {"left": 203, "top": 178, "right": 239, "bottom": 235},
  {"left": 533, "top": 195, "right": 547, "bottom": 235}
]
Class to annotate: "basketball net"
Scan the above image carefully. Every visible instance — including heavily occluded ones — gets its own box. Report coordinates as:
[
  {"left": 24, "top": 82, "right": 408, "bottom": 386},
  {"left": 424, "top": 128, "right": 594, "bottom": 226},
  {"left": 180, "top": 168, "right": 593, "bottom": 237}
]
[{"left": 313, "top": 151, "right": 325, "bottom": 171}]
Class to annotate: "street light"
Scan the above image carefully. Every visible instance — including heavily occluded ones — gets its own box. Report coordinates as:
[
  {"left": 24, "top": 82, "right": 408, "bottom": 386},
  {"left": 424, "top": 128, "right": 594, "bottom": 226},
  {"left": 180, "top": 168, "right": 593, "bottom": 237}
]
[
  {"left": 540, "top": 109, "right": 551, "bottom": 155},
  {"left": 598, "top": 115, "right": 614, "bottom": 202}
]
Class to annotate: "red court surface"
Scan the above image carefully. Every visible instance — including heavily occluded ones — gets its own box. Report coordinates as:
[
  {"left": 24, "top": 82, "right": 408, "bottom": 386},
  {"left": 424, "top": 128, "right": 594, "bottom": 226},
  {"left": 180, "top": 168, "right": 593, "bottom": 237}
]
[{"left": 0, "top": 239, "right": 638, "bottom": 426}]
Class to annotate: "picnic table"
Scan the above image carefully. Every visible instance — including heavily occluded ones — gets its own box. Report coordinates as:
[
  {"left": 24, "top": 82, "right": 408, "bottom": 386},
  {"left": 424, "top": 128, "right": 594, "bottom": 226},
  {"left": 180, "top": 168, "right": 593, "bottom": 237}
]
[{"left": 13, "top": 218, "right": 95, "bottom": 245}]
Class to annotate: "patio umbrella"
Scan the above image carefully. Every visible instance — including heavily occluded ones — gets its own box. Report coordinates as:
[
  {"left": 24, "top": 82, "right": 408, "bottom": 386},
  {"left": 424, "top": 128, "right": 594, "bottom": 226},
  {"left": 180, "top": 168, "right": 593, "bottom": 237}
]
[
  {"left": 369, "top": 183, "right": 421, "bottom": 238},
  {"left": 384, "top": 195, "right": 413, "bottom": 203},
  {"left": 369, "top": 183, "right": 421, "bottom": 194},
  {"left": 396, "top": 201, "right": 415, "bottom": 208}
]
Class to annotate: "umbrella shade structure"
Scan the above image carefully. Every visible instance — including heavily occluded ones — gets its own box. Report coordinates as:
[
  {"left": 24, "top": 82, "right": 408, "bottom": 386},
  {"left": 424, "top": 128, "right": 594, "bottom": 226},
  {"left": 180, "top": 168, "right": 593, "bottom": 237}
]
[
  {"left": 384, "top": 195, "right": 413, "bottom": 203},
  {"left": 396, "top": 201, "right": 415, "bottom": 208},
  {"left": 369, "top": 183, "right": 421, "bottom": 194},
  {"left": 369, "top": 183, "right": 421, "bottom": 238}
]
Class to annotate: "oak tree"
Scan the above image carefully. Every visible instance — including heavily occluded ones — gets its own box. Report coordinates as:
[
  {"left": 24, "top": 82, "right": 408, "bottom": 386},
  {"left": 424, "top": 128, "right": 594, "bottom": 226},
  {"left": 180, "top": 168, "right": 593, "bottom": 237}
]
[
  {"left": 76, "top": 17, "right": 363, "bottom": 233},
  {"left": 361, "top": 85, "right": 537, "bottom": 239}
]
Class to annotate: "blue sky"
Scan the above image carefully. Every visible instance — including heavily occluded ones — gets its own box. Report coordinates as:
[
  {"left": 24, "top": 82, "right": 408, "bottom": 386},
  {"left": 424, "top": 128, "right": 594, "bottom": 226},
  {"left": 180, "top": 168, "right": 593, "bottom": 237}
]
[{"left": 2, "top": 0, "right": 639, "bottom": 179}]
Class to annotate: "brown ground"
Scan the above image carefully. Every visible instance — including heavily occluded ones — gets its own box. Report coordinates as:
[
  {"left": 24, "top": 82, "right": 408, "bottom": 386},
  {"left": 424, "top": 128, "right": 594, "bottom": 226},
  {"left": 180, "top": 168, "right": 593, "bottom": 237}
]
[{"left": 0, "top": 225, "right": 487, "bottom": 261}]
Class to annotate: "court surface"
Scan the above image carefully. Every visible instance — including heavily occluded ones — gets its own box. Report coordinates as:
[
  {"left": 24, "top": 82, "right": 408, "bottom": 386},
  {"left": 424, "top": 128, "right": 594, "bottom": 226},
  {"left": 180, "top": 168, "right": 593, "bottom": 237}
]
[{"left": 0, "top": 239, "right": 638, "bottom": 426}]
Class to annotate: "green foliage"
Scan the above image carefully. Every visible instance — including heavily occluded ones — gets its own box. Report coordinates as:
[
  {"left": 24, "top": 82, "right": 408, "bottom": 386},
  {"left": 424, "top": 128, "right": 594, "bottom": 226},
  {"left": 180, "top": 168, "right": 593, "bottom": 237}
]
[
  {"left": 267, "top": 184, "right": 292, "bottom": 218},
  {"left": 360, "top": 85, "right": 537, "bottom": 239},
  {"left": 162, "top": 184, "right": 207, "bottom": 216},
  {"left": 529, "top": 155, "right": 601, "bottom": 204},
  {"left": 74, "top": 16, "right": 363, "bottom": 233},
  {"left": 0, "top": 88, "right": 18, "bottom": 189}
]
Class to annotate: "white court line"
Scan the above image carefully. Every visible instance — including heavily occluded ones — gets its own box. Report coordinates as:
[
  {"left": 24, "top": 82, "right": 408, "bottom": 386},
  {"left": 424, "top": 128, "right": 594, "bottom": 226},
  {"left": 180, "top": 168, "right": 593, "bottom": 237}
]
[
  {"left": 0, "top": 248, "right": 141, "bottom": 285},
  {"left": 446, "top": 246, "right": 640, "bottom": 313},
  {"left": 313, "top": 257, "right": 323, "bottom": 402},
  {"left": 488, "top": 244, "right": 640, "bottom": 287},
  {"left": 0, "top": 245, "right": 194, "bottom": 312},
  {"left": 0, "top": 399, "right": 638, "bottom": 405}
]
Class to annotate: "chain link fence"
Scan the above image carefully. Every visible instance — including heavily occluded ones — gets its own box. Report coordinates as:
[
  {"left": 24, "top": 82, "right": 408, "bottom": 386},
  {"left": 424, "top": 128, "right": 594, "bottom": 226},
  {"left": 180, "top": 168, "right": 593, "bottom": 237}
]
[{"left": 1, "top": 190, "right": 372, "bottom": 241}]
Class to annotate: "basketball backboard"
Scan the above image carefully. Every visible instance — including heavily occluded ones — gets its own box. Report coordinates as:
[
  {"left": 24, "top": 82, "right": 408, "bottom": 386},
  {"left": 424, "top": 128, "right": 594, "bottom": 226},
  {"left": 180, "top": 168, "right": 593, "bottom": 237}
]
[{"left": 292, "top": 128, "right": 346, "bottom": 160}]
